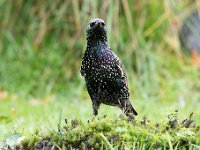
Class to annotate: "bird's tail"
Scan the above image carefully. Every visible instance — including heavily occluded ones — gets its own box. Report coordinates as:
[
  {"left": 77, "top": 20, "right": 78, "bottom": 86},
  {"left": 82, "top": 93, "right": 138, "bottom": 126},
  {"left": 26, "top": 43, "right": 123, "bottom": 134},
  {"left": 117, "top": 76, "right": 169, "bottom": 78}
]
[{"left": 125, "top": 102, "right": 138, "bottom": 116}]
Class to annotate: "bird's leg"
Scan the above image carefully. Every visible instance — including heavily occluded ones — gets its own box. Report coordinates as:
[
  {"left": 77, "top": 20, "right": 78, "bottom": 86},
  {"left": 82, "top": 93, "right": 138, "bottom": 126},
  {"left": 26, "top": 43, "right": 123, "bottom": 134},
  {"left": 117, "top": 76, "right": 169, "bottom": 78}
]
[
  {"left": 92, "top": 85, "right": 101, "bottom": 118},
  {"left": 119, "top": 107, "right": 125, "bottom": 118},
  {"left": 122, "top": 107, "right": 125, "bottom": 114},
  {"left": 92, "top": 101, "right": 100, "bottom": 118},
  {"left": 118, "top": 99, "right": 126, "bottom": 118}
]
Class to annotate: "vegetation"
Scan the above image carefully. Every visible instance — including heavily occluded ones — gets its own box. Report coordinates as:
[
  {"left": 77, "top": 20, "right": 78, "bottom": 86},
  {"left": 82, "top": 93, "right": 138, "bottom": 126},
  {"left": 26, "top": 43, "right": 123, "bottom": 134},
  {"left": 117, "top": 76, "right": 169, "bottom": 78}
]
[
  {"left": 0, "top": 0, "right": 200, "bottom": 149},
  {"left": 18, "top": 113, "right": 200, "bottom": 149}
]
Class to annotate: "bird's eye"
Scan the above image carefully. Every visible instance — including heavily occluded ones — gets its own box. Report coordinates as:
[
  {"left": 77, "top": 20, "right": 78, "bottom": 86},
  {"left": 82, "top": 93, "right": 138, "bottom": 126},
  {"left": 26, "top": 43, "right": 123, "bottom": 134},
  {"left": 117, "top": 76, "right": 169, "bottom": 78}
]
[
  {"left": 90, "top": 22, "right": 95, "bottom": 27},
  {"left": 101, "top": 22, "right": 105, "bottom": 26}
]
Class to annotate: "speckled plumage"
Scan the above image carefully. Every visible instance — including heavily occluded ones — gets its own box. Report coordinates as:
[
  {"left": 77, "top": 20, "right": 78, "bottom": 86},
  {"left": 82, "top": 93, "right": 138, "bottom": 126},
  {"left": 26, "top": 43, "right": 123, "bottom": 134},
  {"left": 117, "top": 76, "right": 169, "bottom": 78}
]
[{"left": 81, "top": 18, "right": 137, "bottom": 117}]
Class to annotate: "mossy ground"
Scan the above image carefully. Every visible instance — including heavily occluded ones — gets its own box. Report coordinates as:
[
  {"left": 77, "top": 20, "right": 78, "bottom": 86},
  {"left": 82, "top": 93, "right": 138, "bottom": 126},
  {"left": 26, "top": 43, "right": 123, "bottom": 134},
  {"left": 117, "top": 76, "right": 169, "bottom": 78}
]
[{"left": 16, "top": 112, "right": 200, "bottom": 150}]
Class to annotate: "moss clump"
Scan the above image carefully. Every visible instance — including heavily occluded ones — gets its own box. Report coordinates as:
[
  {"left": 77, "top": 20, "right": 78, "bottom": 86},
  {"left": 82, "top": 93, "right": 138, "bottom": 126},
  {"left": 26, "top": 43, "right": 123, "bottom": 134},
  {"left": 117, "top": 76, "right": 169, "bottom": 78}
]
[{"left": 16, "top": 112, "right": 200, "bottom": 149}]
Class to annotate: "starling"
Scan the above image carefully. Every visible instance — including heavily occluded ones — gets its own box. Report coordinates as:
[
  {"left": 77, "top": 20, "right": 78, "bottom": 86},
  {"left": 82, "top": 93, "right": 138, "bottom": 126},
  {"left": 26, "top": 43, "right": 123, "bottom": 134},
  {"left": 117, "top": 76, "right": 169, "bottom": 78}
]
[{"left": 80, "top": 18, "right": 137, "bottom": 117}]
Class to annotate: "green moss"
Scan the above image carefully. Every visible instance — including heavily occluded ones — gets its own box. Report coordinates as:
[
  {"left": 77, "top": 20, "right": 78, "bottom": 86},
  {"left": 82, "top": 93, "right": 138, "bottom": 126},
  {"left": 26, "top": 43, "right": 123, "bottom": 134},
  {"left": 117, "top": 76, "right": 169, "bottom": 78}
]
[{"left": 18, "top": 112, "right": 200, "bottom": 149}]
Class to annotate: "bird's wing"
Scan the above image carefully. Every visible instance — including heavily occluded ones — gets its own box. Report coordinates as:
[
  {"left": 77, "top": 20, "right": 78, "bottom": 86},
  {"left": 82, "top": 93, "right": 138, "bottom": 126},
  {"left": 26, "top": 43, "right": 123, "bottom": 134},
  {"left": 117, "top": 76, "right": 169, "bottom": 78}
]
[
  {"left": 114, "top": 61, "right": 129, "bottom": 89},
  {"left": 115, "top": 63, "right": 128, "bottom": 85},
  {"left": 103, "top": 54, "right": 129, "bottom": 92}
]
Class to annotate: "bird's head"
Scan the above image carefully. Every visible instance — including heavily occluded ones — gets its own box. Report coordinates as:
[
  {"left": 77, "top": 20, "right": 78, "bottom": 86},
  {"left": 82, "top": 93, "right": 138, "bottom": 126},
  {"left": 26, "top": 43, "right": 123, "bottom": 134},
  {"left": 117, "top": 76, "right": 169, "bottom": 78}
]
[{"left": 86, "top": 18, "right": 107, "bottom": 41}]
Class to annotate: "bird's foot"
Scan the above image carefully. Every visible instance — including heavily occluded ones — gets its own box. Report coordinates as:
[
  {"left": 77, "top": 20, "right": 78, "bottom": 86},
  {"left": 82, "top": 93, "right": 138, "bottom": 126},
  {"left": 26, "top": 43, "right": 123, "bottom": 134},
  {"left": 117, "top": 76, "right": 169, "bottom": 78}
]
[
  {"left": 119, "top": 107, "right": 126, "bottom": 118},
  {"left": 87, "top": 116, "right": 97, "bottom": 123},
  {"left": 119, "top": 112, "right": 126, "bottom": 119},
  {"left": 91, "top": 115, "right": 97, "bottom": 121},
  {"left": 127, "top": 114, "right": 135, "bottom": 121}
]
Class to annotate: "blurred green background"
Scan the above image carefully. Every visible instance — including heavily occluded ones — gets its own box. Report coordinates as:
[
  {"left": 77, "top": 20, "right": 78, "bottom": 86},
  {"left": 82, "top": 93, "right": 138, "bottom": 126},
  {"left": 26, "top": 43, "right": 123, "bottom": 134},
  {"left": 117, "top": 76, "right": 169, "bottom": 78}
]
[{"left": 0, "top": 0, "right": 200, "bottom": 140}]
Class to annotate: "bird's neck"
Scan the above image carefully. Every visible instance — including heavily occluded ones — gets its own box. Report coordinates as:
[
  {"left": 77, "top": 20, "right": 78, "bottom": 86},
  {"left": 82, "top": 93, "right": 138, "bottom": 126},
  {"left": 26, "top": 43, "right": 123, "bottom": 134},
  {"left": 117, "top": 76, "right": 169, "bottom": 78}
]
[
  {"left": 87, "top": 37, "right": 108, "bottom": 53},
  {"left": 87, "top": 34, "right": 107, "bottom": 43},
  {"left": 87, "top": 39, "right": 107, "bottom": 47}
]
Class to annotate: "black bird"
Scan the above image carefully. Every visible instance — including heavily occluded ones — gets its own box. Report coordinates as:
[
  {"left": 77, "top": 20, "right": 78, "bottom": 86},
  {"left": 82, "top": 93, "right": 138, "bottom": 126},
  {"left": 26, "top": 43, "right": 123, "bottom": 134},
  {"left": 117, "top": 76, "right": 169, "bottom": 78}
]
[{"left": 80, "top": 18, "right": 137, "bottom": 117}]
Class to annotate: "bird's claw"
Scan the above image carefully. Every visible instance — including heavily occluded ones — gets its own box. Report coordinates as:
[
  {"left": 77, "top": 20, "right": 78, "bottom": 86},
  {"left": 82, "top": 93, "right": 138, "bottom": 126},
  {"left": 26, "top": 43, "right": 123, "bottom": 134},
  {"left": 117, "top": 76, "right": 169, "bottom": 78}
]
[
  {"left": 119, "top": 112, "right": 126, "bottom": 119},
  {"left": 91, "top": 115, "right": 97, "bottom": 121}
]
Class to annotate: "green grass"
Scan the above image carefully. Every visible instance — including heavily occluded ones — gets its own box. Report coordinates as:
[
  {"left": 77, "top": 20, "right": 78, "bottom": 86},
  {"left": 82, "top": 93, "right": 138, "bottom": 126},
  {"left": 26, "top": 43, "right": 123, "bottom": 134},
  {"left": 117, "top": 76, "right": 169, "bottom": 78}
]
[{"left": 0, "top": 0, "right": 200, "bottom": 149}]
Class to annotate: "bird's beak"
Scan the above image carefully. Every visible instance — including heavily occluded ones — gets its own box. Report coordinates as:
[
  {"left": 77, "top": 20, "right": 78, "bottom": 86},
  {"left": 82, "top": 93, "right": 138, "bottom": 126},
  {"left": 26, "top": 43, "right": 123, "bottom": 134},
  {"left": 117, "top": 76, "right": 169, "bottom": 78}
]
[
  {"left": 95, "top": 22, "right": 104, "bottom": 28},
  {"left": 97, "top": 22, "right": 101, "bottom": 27}
]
